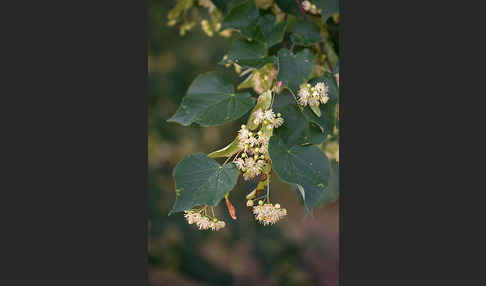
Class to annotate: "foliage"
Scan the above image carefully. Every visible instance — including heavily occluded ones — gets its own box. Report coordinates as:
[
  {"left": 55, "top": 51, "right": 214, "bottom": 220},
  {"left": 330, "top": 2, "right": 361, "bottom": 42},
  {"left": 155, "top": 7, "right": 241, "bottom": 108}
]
[{"left": 165, "top": 0, "right": 339, "bottom": 229}]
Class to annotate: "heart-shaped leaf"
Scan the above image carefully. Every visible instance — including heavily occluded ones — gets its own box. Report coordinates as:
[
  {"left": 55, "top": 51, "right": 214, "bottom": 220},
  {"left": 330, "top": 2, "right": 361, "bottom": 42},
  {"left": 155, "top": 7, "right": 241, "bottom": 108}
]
[
  {"left": 169, "top": 153, "right": 240, "bottom": 214},
  {"left": 168, "top": 72, "right": 256, "bottom": 126},
  {"left": 257, "top": 14, "right": 288, "bottom": 47},
  {"left": 221, "top": 0, "right": 259, "bottom": 30},
  {"left": 226, "top": 38, "right": 266, "bottom": 63},
  {"left": 289, "top": 19, "right": 322, "bottom": 46},
  {"left": 274, "top": 104, "right": 326, "bottom": 146},
  {"left": 269, "top": 137, "right": 330, "bottom": 213},
  {"left": 277, "top": 48, "right": 315, "bottom": 94}
]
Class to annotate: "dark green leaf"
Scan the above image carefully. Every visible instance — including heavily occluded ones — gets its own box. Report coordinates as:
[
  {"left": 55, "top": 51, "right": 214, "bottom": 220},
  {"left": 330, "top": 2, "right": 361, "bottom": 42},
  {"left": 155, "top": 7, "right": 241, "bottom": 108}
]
[
  {"left": 239, "top": 22, "right": 265, "bottom": 41},
  {"left": 275, "top": 0, "right": 302, "bottom": 17},
  {"left": 227, "top": 38, "right": 266, "bottom": 62},
  {"left": 168, "top": 72, "right": 256, "bottom": 126},
  {"left": 211, "top": 0, "right": 245, "bottom": 15},
  {"left": 318, "top": 160, "right": 339, "bottom": 205},
  {"left": 314, "top": 0, "right": 339, "bottom": 22},
  {"left": 237, "top": 56, "right": 277, "bottom": 69},
  {"left": 274, "top": 104, "right": 325, "bottom": 146},
  {"left": 257, "top": 14, "right": 288, "bottom": 47},
  {"left": 268, "top": 137, "right": 331, "bottom": 213},
  {"left": 170, "top": 153, "right": 239, "bottom": 214},
  {"left": 289, "top": 19, "right": 322, "bottom": 46},
  {"left": 221, "top": 0, "right": 259, "bottom": 30},
  {"left": 277, "top": 48, "right": 315, "bottom": 93}
]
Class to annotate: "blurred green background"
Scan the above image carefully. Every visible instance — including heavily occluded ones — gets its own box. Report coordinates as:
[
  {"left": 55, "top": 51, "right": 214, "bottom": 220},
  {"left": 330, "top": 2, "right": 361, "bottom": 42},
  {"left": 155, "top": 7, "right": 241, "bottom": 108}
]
[{"left": 148, "top": 1, "right": 339, "bottom": 285}]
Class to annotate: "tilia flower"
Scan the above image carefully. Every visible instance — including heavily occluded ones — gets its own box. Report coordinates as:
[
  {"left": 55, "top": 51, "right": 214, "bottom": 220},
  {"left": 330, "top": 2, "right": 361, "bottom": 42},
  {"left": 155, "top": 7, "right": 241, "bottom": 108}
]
[
  {"left": 297, "top": 82, "right": 329, "bottom": 107},
  {"left": 233, "top": 101, "right": 284, "bottom": 180},
  {"left": 252, "top": 201, "right": 287, "bottom": 225},
  {"left": 184, "top": 210, "right": 226, "bottom": 231}
]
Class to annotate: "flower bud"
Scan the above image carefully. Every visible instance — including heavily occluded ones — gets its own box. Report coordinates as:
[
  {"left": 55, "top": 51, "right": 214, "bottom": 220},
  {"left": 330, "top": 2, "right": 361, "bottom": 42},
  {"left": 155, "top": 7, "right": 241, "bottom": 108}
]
[
  {"left": 258, "top": 200, "right": 264, "bottom": 206},
  {"left": 247, "top": 200, "right": 254, "bottom": 207},
  {"left": 274, "top": 203, "right": 281, "bottom": 209}
]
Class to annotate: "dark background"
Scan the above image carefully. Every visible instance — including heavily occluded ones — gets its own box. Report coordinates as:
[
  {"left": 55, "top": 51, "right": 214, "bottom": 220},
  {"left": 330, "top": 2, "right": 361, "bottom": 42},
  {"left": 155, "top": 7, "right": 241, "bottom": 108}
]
[{"left": 148, "top": 1, "right": 339, "bottom": 285}]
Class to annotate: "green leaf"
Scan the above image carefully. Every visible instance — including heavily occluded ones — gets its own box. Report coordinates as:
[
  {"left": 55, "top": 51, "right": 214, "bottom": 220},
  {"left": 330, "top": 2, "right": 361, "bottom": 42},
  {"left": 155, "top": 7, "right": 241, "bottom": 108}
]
[
  {"left": 167, "top": 72, "right": 256, "bottom": 127},
  {"left": 318, "top": 160, "right": 339, "bottom": 205},
  {"left": 221, "top": 0, "right": 259, "bottom": 30},
  {"left": 275, "top": 0, "right": 302, "bottom": 17},
  {"left": 274, "top": 104, "right": 325, "bottom": 146},
  {"left": 237, "top": 56, "right": 277, "bottom": 69},
  {"left": 268, "top": 137, "right": 331, "bottom": 213},
  {"left": 257, "top": 14, "right": 288, "bottom": 47},
  {"left": 289, "top": 19, "right": 322, "bottom": 46},
  {"left": 277, "top": 48, "right": 315, "bottom": 94},
  {"left": 169, "top": 153, "right": 240, "bottom": 214},
  {"left": 208, "top": 138, "right": 240, "bottom": 158},
  {"left": 227, "top": 38, "right": 266, "bottom": 63},
  {"left": 211, "top": 0, "right": 244, "bottom": 15},
  {"left": 314, "top": 0, "right": 339, "bottom": 22},
  {"left": 239, "top": 22, "right": 265, "bottom": 41}
]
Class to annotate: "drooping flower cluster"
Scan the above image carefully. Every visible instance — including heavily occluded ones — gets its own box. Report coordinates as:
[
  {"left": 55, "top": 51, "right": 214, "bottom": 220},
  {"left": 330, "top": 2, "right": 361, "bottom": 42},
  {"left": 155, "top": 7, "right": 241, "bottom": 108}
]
[
  {"left": 234, "top": 107, "right": 284, "bottom": 180},
  {"left": 184, "top": 210, "right": 226, "bottom": 231},
  {"left": 297, "top": 82, "right": 329, "bottom": 107},
  {"left": 250, "top": 201, "right": 287, "bottom": 225},
  {"left": 235, "top": 125, "right": 269, "bottom": 180}
]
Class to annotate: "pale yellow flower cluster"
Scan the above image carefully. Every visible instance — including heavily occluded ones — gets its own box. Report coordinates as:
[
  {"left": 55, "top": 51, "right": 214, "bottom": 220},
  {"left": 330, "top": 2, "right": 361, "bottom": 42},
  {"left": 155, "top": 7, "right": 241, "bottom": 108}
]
[
  {"left": 252, "top": 109, "right": 284, "bottom": 130},
  {"left": 235, "top": 125, "right": 269, "bottom": 180},
  {"left": 184, "top": 210, "right": 226, "bottom": 231},
  {"left": 298, "top": 82, "right": 329, "bottom": 107},
  {"left": 234, "top": 107, "right": 283, "bottom": 180},
  {"left": 251, "top": 201, "right": 287, "bottom": 225}
]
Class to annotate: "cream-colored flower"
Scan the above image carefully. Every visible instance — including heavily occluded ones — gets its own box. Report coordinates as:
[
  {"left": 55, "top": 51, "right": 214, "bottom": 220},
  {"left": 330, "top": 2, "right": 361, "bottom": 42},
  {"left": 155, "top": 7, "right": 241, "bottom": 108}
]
[
  {"left": 252, "top": 203, "right": 287, "bottom": 225},
  {"left": 298, "top": 84, "right": 311, "bottom": 106},
  {"left": 253, "top": 109, "right": 265, "bottom": 125},
  {"left": 273, "top": 117, "right": 284, "bottom": 128},
  {"left": 263, "top": 110, "right": 275, "bottom": 121},
  {"left": 234, "top": 157, "right": 245, "bottom": 170},
  {"left": 238, "top": 125, "right": 250, "bottom": 140},
  {"left": 184, "top": 210, "right": 226, "bottom": 231}
]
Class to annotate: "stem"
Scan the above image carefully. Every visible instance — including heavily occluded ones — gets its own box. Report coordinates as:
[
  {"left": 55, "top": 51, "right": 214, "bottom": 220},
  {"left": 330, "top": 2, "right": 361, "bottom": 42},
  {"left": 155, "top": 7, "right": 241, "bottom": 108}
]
[
  {"left": 223, "top": 155, "right": 233, "bottom": 165},
  {"left": 266, "top": 173, "right": 270, "bottom": 203},
  {"left": 211, "top": 207, "right": 215, "bottom": 218}
]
